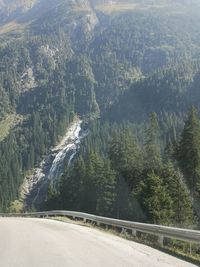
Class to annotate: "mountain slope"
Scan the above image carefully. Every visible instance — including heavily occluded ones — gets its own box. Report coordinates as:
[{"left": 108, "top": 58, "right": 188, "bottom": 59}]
[
  {"left": 1, "top": 0, "right": 200, "bottom": 219},
  {"left": 106, "top": 61, "right": 200, "bottom": 123}
]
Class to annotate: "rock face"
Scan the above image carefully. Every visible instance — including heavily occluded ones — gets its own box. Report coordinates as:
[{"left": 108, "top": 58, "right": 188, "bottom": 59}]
[
  {"left": 20, "top": 67, "right": 37, "bottom": 92},
  {"left": 0, "top": 0, "right": 39, "bottom": 23},
  {"left": 0, "top": 0, "right": 77, "bottom": 25},
  {"left": 0, "top": 0, "right": 100, "bottom": 37},
  {"left": 83, "top": 12, "right": 99, "bottom": 33}
]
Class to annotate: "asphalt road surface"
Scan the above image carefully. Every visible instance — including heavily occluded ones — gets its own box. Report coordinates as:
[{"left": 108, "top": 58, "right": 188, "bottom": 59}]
[{"left": 0, "top": 218, "right": 197, "bottom": 267}]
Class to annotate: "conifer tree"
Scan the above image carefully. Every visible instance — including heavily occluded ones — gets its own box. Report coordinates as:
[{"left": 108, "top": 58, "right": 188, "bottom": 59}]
[
  {"left": 177, "top": 107, "right": 200, "bottom": 196},
  {"left": 144, "top": 113, "right": 162, "bottom": 171},
  {"left": 137, "top": 172, "right": 173, "bottom": 224},
  {"left": 162, "top": 163, "right": 194, "bottom": 226},
  {"left": 59, "top": 157, "right": 86, "bottom": 211},
  {"left": 109, "top": 128, "right": 143, "bottom": 188},
  {"left": 96, "top": 160, "right": 116, "bottom": 216}
]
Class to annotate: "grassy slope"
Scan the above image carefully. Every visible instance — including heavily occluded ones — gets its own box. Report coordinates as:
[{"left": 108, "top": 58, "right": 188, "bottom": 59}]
[
  {"left": 94, "top": 1, "right": 181, "bottom": 14},
  {"left": 0, "top": 114, "right": 22, "bottom": 142}
]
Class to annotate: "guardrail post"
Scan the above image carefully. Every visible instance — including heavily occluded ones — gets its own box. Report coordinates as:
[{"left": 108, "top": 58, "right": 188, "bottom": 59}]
[
  {"left": 132, "top": 229, "right": 137, "bottom": 237},
  {"left": 189, "top": 242, "right": 192, "bottom": 255},
  {"left": 158, "top": 235, "right": 164, "bottom": 247},
  {"left": 121, "top": 227, "right": 126, "bottom": 234}
]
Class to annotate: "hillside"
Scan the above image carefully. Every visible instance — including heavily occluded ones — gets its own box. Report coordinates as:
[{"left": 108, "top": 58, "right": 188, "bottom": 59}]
[{"left": 1, "top": 0, "right": 200, "bottom": 237}]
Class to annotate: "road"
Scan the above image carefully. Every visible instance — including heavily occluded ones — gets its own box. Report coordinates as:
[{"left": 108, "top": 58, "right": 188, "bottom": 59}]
[{"left": 0, "top": 218, "right": 197, "bottom": 267}]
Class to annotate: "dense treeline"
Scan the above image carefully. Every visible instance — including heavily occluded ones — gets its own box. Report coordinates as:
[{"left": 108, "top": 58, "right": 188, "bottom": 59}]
[
  {"left": 0, "top": 24, "right": 97, "bottom": 210},
  {"left": 0, "top": 8, "right": 99, "bottom": 210},
  {"left": 90, "top": 9, "right": 200, "bottom": 109},
  {"left": 0, "top": 79, "right": 75, "bottom": 211},
  {"left": 107, "top": 61, "right": 200, "bottom": 123},
  {"left": 0, "top": 42, "right": 101, "bottom": 210},
  {"left": 46, "top": 109, "right": 200, "bottom": 227},
  {"left": 2, "top": 1, "right": 200, "bottom": 214}
]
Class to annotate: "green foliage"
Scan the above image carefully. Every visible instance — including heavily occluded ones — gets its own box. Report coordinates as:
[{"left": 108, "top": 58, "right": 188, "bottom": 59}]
[
  {"left": 47, "top": 112, "right": 195, "bottom": 226},
  {"left": 136, "top": 172, "right": 173, "bottom": 225},
  {"left": 47, "top": 153, "right": 117, "bottom": 217},
  {"left": 162, "top": 163, "right": 194, "bottom": 227},
  {"left": 144, "top": 112, "right": 162, "bottom": 171},
  {"left": 96, "top": 160, "right": 116, "bottom": 216},
  {"left": 8, "top": 200, "right": 23, "bottom": 213},
  {"left": 177, "top": 107, "right": 200, "bottom": 195},
  {"left": 1, "top": 1, "right": 200, "bottom": 228},
  {"left": 109, "top": 128, "right": 143, "bottom": 188}
]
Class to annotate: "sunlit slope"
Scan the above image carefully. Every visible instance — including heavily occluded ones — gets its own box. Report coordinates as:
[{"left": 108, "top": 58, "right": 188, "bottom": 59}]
[{"left": 0, "top": 0, "right": 90, "bottom": 34}]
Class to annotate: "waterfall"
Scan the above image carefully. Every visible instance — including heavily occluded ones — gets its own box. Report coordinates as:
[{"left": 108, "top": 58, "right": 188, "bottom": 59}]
[
  {"left": 21, "top": 119, "right": 88, "bottom": 210},
  {"left": 48, "top": 121, "right": 85, "bottom": 188}
]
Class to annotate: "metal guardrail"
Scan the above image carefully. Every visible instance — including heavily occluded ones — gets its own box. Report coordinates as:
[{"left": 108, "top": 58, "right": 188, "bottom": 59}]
[{"left": 0, "top": 210, "right": 200, "bottom": 246}]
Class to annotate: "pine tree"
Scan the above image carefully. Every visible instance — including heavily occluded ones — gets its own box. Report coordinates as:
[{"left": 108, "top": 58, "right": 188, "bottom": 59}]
[
  {"left": 45, "top": 185, "right": 60, "bottom": 210},
  {"left": 144, "top": 113, "right": 162, "bottom": 171},
  {"left": 82, "top": 153, "right": 104, "bottom": 213},
  {"left": 137, "top": 172, "right": 173, "bottom": 225},
  {"left": 109, "top": 128, "right": 143, "bottom": 219},
  {"left": 177, "top": 107, "right": 200, "bottom": 197},
  {"left": 109, "top": 128, "right": 143, "bottom": 188},
  {"left": 162, "top": 163, "right": 194, "bottom": 227},
  {"left": 59, "top": 156, "right": 86, "bottom": 211},
  {"left": 96, "top": 160, "right": 116, "bottom": 216}
]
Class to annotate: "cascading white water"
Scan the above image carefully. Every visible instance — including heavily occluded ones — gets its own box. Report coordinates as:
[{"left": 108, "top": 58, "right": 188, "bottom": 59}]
[
  {"left": 48, "top": 121, "right": 84, "bottom": 188},
  {"left": 21, "top": 119, "right": 88, "bottom": 209}
]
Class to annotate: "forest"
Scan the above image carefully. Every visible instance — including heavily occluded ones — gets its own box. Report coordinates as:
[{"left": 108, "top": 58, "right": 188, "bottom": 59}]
[
  {"left": 46, "top": 109, "right": 200, "bottom": 227},
  {"left": 1, "top": 0, "right": 200, "bottom": 230}
]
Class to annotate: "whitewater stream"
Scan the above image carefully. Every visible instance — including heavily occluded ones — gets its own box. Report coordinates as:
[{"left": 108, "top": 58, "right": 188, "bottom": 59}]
[{"left": 21, "top": 119, "right": 88, "bottom": 210}]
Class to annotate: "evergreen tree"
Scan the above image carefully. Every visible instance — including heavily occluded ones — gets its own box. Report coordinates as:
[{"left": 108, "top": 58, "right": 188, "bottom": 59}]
[
  {"left": 109, "top": 128, "right": 143, "bottom": 219},
  {"left": 96, "top": 160, "right": 116, "bottom": 216},
  {"left": 137, "top": 172, "right": 173, "bottom": 225},
  {"left": 144, "top": 113, "right": 162, "bottom": 171},
  {"left": 177, "top": 107, "right": 200, "bottom": 196},
  {"left": 109, "top": 128, "right": 143, "bottom": 188},
  {"left": 45, "top": 185, "right": 60, "bottom": 210},
  {"left": 59, "top": 156, "right": 86, "bottom": 211},
  {"left": 162, "top": 163, "right": 194, "bottom": 227}
]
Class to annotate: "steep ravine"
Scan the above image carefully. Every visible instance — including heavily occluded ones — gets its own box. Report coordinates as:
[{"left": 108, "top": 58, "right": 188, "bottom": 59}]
[{"left": 20, "top": 119, "right": 88, "bottom": 210}]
